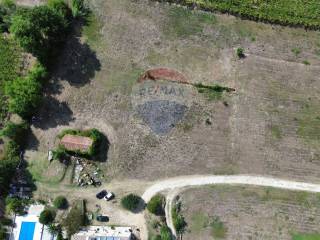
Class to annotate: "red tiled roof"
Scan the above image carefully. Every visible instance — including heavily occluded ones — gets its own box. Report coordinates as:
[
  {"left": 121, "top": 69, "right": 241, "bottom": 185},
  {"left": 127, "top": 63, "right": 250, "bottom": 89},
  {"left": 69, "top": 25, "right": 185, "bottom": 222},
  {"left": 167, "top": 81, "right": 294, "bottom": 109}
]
[
  {"left": 138, "top": 68, "right": 189, "bottom": 84},
  {"left": 60, "top": 134, "right": 93, "bottom": 152}
]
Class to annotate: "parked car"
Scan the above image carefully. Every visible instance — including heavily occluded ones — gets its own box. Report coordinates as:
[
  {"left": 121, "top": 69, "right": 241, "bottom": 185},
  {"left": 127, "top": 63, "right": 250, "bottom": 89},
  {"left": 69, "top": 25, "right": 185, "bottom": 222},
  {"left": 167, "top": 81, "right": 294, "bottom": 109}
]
[
  {"left": 96, "top": 215, "right": 109, "bottom": 222},
  {"left": 103, "top": 191, "right": 115, "bottom": 201},
  {"left": 96, "top": 190, "right": 107, "bottom": 199}
]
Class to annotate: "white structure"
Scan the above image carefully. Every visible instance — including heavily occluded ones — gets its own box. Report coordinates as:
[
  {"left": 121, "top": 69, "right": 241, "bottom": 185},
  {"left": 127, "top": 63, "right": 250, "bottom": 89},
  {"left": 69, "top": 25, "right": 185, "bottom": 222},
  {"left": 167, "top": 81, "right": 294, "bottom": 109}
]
[
  {"left": 11, "top": 204, "right": 53, "bottom": 240},
  {"left": 72, "top": 226, "right": 132, "bottom": 240}
]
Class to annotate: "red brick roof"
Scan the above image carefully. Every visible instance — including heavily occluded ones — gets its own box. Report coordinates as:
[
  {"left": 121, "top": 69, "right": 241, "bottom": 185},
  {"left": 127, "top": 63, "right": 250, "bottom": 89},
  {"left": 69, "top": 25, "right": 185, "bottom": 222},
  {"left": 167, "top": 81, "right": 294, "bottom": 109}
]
[
  {"left": 138, "top": 68, "right": 189, "bottom": 84},
  {"left": 60, "top": 134, "right": 93, "bottom": 152}
]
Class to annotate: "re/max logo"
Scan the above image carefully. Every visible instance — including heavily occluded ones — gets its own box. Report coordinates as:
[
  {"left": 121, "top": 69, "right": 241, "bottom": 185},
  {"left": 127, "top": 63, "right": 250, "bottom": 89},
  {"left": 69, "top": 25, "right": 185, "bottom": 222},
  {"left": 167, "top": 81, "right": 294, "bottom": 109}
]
[{"left": 139, "top": 85, "right": 184, "bottom": 97}]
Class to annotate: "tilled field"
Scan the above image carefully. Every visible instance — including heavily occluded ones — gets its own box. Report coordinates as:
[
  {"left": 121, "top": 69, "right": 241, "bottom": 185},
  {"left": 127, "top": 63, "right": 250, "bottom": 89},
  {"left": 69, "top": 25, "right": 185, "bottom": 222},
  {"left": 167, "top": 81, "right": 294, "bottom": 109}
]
[{"left": 180, "top": 186, "right": 320, "bottom": 240}]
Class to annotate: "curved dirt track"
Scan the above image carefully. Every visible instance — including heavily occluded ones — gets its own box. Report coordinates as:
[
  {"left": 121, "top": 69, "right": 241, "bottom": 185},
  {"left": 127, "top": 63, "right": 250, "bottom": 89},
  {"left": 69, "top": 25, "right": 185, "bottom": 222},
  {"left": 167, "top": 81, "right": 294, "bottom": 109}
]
[{"left": 142, "top": 174, "right": 320, "bottom": 237}]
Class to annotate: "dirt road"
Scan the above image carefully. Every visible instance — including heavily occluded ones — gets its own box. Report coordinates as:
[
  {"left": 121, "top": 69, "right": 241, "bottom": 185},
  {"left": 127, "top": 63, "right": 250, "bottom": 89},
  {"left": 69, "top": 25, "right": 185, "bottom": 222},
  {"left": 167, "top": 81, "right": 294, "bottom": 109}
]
[{"left": 141, "top": 175, "right": 320, "bottom": 237}]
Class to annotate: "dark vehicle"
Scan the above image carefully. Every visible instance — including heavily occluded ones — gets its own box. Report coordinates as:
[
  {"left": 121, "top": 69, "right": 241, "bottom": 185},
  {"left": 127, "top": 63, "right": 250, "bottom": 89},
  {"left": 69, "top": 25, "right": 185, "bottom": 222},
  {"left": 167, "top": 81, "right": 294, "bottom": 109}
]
[
  {"left": 96, "top": 215, "right": 109, "bottom": 222},
  {"left": 96, "top": 190, "right": 107, "bottom": 199}
]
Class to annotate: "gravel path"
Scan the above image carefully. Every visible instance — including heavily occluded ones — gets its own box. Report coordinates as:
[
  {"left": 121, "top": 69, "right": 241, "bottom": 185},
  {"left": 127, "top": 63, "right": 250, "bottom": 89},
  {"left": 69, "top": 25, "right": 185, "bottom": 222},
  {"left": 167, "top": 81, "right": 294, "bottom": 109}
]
[{"left": 141, "top": 174, "right": 320, "bottom": 237}]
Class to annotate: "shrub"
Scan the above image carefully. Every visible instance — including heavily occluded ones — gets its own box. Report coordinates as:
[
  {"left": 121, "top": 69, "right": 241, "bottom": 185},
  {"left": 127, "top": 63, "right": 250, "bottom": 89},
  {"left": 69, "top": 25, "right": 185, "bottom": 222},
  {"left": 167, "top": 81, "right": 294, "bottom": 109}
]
[
  {"left": 39, "top": 209, "right": 56, "bottom": 225},
  {"left": 172, "top": 204, "right": 187, "bottom": 234},
  {"left": 236, "top": 47, "right": 245, "bottom": 58},
  {"left": 70, "top": 0, "right": 86, "bottom": 18},
  {"left": 160, "top": 225, "right": 173, "bottom": 240},
  {"left": 147, "top": 194, "right": 165, "bottom": 216},
  {"left": 53, "top": 196, "right": 68, "bottom": 209},
  {"left": 5, "top": 197, "right": 26, "bottom": 215},
  {"left": 10, "top": 5, "right": 69, "bottom": 61},
  {"left": 52, "top": 145, "right": 68, "bottom": 161},
  {"left": 0, "top": 121, "right": 28, "bottom": 145},
  {"left": 5, "top": 76, "right": 42, "bottom": 118},
  {"left": 0, "top": 0, "right": 16, "bottom": 32},
  {"left": 121, "top": 194, "right": 142, "bottom": 212},
  {"left": 62, "top": 201, "right": 85, "bottom": 237},
  {"left": 47, "top": 0, "right": 71, "bottom": 19}
]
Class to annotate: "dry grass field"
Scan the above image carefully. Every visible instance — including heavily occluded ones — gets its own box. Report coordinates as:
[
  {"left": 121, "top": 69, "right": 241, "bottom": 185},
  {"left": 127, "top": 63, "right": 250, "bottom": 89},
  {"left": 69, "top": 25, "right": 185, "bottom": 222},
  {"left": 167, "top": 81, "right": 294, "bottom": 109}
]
[
  {"left": 179, "top": 186, "right": 320, "bottom": 240},
  {"left": 25, "top": 0, "right": 320, "bottom": 184}
]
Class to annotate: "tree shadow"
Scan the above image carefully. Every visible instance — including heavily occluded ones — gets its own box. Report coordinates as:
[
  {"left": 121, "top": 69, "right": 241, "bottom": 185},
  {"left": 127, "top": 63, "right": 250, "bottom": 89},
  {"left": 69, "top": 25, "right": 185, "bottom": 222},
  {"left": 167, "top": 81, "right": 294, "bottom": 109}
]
[
  {"left": 48, "top": 20, "right": 101, "bottom": 94},
  {"left": 132, "top": 198, "right": 146, "bottom": 214},
  {"left": 25, "top": 129, "right": 40, "bottom": 151},
  {"left": 33, "top": 96, "right": 74, "bottom": 130},
  {"left": 95, "top": 134, "right": 110, "bottom": 162}
]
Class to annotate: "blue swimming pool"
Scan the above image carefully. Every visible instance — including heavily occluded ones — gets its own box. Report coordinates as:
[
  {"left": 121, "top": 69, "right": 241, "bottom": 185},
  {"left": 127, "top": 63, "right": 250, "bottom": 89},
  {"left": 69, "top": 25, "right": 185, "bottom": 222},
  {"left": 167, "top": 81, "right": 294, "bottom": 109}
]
[{"left": 19, "top": 222, "right": 36, "bottom": 240}]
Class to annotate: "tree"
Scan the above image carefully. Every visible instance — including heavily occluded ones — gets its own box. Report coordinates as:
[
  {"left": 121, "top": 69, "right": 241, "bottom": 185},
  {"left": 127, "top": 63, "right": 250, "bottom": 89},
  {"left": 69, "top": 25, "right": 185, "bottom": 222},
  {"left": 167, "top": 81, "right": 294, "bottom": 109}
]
[
  {"left": 53, "top": 196, "right": 68, "bottom": 209},
  {"left": 62, "top": 203, "right": 85, "bottom": 237},
  {"left": 121, "top": 194, "right": 142, "bottom": 212},
  {"left": 39, "top": 209, "right": 55, "bottom": 225},
  {"left": 0, "top": 121, "right": 28, "bottom": 145},
  {"left": 10, "top": 5, "right": 69, "bottom": 61},
  {"left": 0, "top": 0, "right": 16, "bottom": 32},
  {"left": 5, "top": 76, "right": 42, "bottom": 118},
  {"left": 160, "top": 226, "right": 173, "bottom": 240},
  {"left": 5, "top": 197, "right": 25, "bottom": 215},
  {"left": 147, "top": 194, "right": 165, "bottom": 216}
]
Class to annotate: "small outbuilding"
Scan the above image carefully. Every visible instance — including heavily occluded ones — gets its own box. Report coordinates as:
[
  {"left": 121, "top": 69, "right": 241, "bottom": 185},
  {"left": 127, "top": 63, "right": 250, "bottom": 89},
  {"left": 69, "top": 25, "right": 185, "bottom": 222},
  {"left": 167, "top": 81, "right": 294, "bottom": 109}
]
[{"left": 60, "top": 134, "right": 93, "bottom": 152}]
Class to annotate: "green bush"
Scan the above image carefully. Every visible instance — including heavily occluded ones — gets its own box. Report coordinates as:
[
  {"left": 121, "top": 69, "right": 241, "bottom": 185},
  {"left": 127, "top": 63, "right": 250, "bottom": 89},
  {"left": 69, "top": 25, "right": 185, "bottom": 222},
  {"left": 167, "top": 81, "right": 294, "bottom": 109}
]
[
  {"left": 62, "top": 201, "right": 85, "bottom": 237},
  {"left": 160, "top": 226, "right": 173, "bottom": 240},
  {"left": 47, "top": 0, "right": 71, "bottom": 19},
  {"left": 0, "top": 0, "right": 16, "bottom": 32},
  {"left": 5, "top": 76, "right": 42, "bottom": 118},
  {"left": 52, "top": 145, "right": 68, "bottom": 161},
  {"left": 5, "top": 197, "right": 26, "bottom": 215},
  {"left": 70, "top": 0, "right": 86, "bottom": 18},
  {"left": 121, "top": 194, "right": 142, "bottom": 212},
  {"left": 172, "top": 204, "right": 186, "bottom": 234},
  {"left": 147, "top": 194, "right": 165, "bottom": 216},
  {"left": 39, "top": 209, "right": 56, "bottom": 225},
  {"left": 53, "top": 196, "right": 68, "bottom": 209},
  {"left": 10, "top": 5, "right": 69, "bottom": 61},
  {"left": 236, "top": 47, "right": 245, "bottom": 58},
  {"left": 0, "top": 121, "right": 28, "bottom": 145}
]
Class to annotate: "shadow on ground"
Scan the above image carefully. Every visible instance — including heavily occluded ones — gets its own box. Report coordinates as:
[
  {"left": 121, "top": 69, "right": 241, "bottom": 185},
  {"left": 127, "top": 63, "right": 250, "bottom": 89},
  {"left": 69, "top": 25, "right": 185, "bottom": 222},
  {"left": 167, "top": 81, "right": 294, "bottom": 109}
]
[{"left": 49, "top": 20, "right": 101, "bottom": 92}]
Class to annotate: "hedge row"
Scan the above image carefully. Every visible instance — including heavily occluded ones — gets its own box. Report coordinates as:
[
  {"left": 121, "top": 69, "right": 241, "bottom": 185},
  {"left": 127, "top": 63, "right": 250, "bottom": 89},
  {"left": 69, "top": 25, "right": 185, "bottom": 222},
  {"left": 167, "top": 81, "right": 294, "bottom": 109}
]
[{"left": 167, "top": 0, "right": 320, "bottom": 30}]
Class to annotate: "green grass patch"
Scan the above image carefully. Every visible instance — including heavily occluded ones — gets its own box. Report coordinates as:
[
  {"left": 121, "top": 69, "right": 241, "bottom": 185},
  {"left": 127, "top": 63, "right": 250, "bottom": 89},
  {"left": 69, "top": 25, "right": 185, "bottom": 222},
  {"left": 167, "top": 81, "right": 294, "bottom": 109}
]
[
  {"left": 190, "top": 212, "right": 209, "bottom": 233},
  {"left": 271, "top": 125, "right": 282, "bottom": 139},
  {"left": 164, "top": 6, "right": 216, "bottom": 38},
  {"left": 292, "top": 47, "right": 301, "bottom": 56},
  {"left": 210, "top": 216, "right": 227, "bottom": 239},
  {"left": 27, "top": 153, "right": 66, "bottom": 184},
  {"left": 292, "top": 233, "right": 320, "bottom": 240},
  {"left": 82, "top": 12, "right": 103, "bottom": 47},
  {"left": 194, "top": 83, "right": 234, "bottom": 101},
  {"left": 179, "top": 0, "right": 320, "bottom": 30},
  {"left": 297, "top": 103, "right": 320, "bottom": 149}
]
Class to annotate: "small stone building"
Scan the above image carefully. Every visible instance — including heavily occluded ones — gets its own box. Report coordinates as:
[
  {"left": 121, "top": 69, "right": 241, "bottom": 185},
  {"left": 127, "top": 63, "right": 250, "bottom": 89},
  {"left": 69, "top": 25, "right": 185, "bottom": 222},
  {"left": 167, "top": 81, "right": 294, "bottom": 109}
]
[{"left": 60, "top": 134, "right": 93, "bottom": 152}]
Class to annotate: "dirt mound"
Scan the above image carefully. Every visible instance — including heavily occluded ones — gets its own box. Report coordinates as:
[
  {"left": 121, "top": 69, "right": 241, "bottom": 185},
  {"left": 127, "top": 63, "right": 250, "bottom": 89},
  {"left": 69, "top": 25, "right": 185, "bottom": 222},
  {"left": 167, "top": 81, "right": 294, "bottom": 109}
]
[{"left": 138, "top": 68, "right": 189, "bottom": 84}]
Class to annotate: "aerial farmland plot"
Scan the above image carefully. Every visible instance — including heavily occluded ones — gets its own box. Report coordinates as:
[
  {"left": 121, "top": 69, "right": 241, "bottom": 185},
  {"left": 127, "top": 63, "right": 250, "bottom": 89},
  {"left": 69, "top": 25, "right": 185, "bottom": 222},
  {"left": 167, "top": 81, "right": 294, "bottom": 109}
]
[
  {"left": 1, "top": 0, "right": 320, "bottom": 239},
  {"left": 29, "top": 0, "right": 320, "bottom": 182}
]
